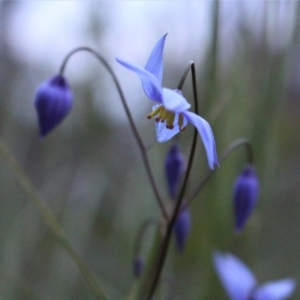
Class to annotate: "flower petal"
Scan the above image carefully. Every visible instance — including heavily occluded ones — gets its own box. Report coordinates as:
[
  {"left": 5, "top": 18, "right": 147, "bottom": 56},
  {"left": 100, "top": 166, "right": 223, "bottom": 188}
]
[
  {"left": 153, "top": 105, "right": 187, "bottom": 142},
  {"left": 144, "top": 34, "right": 167, "bottom": 84},
  {"left": 213, "top": 252, "right": 257, "bottom": 300},
  {"left": 116, "top": 58, "right": 162, "bottom": 103},
  {"left": 162, "top": 88, "right": 191, "bottom": 113},
  {"left": 155, "top": 120, "right": 180, "bottom": 142},
  {"left": 253, "top": 279, "right": 296, "bottom": 300},
  {"left": 183, "top": 111, "right": 219, "bottom": 169}
]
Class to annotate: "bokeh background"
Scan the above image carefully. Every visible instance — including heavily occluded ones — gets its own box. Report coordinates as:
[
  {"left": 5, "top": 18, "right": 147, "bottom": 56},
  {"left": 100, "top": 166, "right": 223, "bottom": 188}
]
[{"left": 0, "top": 1, "right": 300, "bottom": 299}]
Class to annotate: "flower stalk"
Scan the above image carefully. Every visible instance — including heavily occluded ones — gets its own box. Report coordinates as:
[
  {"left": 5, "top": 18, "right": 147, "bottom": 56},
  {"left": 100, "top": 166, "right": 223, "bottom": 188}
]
[
  {"left": 182, "top": 138, "right": 254, "bottom": 211},
  {"left": 146, "top": 61, "right": 200, "bottom": 300},
  {"left": 59, "top": 47, "right": 168, "bottom": 220},
  {"left": 145, "top": 137, "right": 254, "bottom": 298}
]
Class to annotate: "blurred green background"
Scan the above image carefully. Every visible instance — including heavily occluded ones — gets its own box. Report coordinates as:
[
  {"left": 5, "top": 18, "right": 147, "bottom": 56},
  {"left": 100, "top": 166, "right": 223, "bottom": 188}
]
[{"left": 0, "top": 1, "right": 299, "bottom": 299}]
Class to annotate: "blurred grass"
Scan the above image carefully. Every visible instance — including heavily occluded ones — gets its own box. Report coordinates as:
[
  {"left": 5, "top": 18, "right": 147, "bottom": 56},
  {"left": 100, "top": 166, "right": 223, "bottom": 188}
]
[{"left": 0, "top": 1, "right": 300, "bottom": 299}]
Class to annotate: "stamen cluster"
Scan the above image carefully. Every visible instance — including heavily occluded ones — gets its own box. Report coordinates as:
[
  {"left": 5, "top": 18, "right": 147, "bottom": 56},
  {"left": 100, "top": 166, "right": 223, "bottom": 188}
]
[{"left": 147, "top": 105, "right": 185, "bottom": 131}]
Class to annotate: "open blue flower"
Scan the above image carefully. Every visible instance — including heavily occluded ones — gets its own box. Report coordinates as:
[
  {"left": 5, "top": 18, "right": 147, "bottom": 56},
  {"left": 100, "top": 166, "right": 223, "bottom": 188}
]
[
  {"left": 213, "top": 252, "right": 296, "bottom": 300},
  {"left": 116, "top": 34, "right": 218, "bottom": 169}
]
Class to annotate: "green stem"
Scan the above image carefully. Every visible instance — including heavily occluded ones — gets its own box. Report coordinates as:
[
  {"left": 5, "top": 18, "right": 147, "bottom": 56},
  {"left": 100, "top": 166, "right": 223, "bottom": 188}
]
[
  {"left": 133, "top": 218, "right": 159, "bottom": 260},
  {"left": 0, "top": 138, "right": 107, "bottom": 300},
  {"left": 145, "top": 62, "right": 200, "bottom": 300},
  {"left": 182, "top": 138, "right": 253, "bottom": 211},
  {"left": 60, "top": 47, "right": 168, "bottom": 220},
  {"left": 127, "top": 224, "right": 163, "bottom": 300}
]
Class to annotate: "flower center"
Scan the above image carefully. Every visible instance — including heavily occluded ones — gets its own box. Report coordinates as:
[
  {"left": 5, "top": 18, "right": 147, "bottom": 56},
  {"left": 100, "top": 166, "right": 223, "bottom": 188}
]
[{"left": 147, "top": 105, "right": 185, "bottom": 131}]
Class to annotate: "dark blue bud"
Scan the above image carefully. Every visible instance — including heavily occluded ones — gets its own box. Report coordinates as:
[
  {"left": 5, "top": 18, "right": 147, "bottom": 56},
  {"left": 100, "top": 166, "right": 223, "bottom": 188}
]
[
  {"left": 174, "top": 209, "right": 191, "bottom": 252},
  {"left": 34, "top": 75, "right": 73, "bottom": 137},
  {"left": 133, "top": 256, "right": 144, "bottom": 278},
  {"left": 233, "top": 165, "right": 259, "bottom": 234},
  {"left": 165, "top": 144, "right": 185, "bottom": 199}
]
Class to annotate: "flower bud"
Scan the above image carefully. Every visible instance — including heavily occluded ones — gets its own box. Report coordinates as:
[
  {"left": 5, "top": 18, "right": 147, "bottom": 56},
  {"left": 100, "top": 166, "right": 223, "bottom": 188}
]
[
  {"left": 165, "top": 144, "right": 185, "bottom": 199},
  {"left": 174, "top": 209, "right": 191, "bottom": 252},
  {"left": 233, "top": 165, "right": 259, "bottom": 234},
  {"left": 34, "top": 75, "right": 73, "bottom": 137},
  {"left": 133, "top": 256, "right": 144, "bottom": 278}
]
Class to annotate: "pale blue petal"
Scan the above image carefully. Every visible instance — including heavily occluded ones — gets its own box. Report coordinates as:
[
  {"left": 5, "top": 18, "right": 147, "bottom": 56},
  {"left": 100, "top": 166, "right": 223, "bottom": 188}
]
[
  {"left": 183, "top": 111, "right": 219, "bottom": 169},
  {"left": 162, "top": 88, "right": 191, "bottom": 113},
  {"left": 145, "top": 34, "right": 167, "bottom": 84},
  {"left": 156, "top": 122, "right": 180, "bottom": 143},
  {"left": 116, "top": 58, "right": 162, "bottom": 103},
  {"left": 213, "top": 252, "right": 257, "bottom": 300},
  {"left": 154, "top": 105, "right": 187, "bottom": 142},
  {"left": 253, "top": 279, "right": 296, "bottom": 300}
]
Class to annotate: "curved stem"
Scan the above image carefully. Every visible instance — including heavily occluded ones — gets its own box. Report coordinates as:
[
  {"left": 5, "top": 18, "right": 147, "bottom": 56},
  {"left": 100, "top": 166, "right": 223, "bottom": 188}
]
[
  {"left": 177, "top": 61, "right": 194, "bottom": 91},
  {"left": 146, "top": 61, "right": 199, "bottom": 299},
  {"left": 0, "top": 138, "right": 107, "bottom": 299},
  {"left": 182, "top": 138, "right": 253, "bottom": 211},
  {"left": 60, "top": 47, "right": 168, "bottom": 220},
  {"left": 133, "top": 218, "right": 158, "bottom": 262}
]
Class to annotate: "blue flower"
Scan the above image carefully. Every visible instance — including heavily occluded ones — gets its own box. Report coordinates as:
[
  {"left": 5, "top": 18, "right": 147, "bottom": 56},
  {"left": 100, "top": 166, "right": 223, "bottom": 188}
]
[
  {"left": 233, "top": 165, "right": 259, "bottom": 234},
  {"left": 165, "top": 144, "right": 185, "bottom": 199},
  {"left": 116, "top": 34, "right": 218, "bottom": 169},
  {"left": 174, "top": 209, "right": 191, "bottom": 252},
  {"left": 34, "top": 75, "right": 73, "bottom": 137},
  {"left": 213, "top": 252, "right": 296, "bottom": 300}
]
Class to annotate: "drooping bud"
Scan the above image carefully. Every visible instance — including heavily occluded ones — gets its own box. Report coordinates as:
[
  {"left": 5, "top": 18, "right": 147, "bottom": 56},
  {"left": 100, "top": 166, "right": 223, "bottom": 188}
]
[
  {"left": 174, "top": 209, "right": 191, "bottom": 252},
  {"left": 233, "top": 165, "right": 259, "bottom": 234},
  {"left": 34, "top": 75, "right": 73, "bottom": 137},
  {"left": 133, "top": 256, "right": 144, "bottom": 278},
  {"left": 165, "top": 144, "right": 185, "bottom": 199}
]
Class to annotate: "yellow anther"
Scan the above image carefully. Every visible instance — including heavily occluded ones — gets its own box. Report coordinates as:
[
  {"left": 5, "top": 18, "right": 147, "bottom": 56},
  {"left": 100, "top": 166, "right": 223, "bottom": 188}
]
[
  {"left": 147, "top": 105, "right": 178, "bottom": 131},
  {"left": 147, "top": 106, "right": 162, "bottom": 119},
  {"left": 158, "top": 107, "right": 168, "bottom": 120},
  {"left": 166, "top": 112, "right": 175, "bottom": 129}
]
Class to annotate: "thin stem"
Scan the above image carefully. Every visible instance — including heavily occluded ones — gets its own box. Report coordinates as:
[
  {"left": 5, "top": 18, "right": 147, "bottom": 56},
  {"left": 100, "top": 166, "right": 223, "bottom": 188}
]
[
  {"left": 177, "top": 61, "right": 194, "bottom": 91},
  {"left": 60, "top": 47, "right": 168, "bottom": 220},
  {"left": 147, "top": 138, "right": 253, "bottom": 298},
  {"left": 133, "top": 218, "right": 158, "bottom": 261},
  {"left": 0, "top": 138, "right": 107, "bottom": 299},
  {"left": 245, "top": 140, "right": 254, "bottom": 164},
  {"left": 182, "top": 138, "right": 253, "bottom": 211},
  {"left": 146, "top": 62, "right": 199, "bottom": 299}
]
